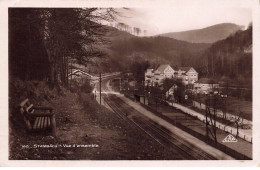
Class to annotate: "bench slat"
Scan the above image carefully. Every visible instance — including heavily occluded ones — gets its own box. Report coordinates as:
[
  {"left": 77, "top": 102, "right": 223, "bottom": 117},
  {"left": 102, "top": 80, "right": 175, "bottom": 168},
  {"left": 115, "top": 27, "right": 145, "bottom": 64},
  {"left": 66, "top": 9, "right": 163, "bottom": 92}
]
[
  {"left": 20, "top": 98, "right": 29, "bottom": 107},
  {"left": 19, "top": 98, "right": 56, "bottom": 137},
  {"left": 43, "top": 117, "right": 47, "bottom": 129},
  {"left": 43, "top": 117, "right": 46, "bottom": 129},
  {"left": 33, "top": 117, "right": 40, "bottom": 130},
  {"left": 26, "top": 104, "right": 34, "bottom": 113},
  {"left": 37, "top": 117, "right": 42, "bottom": 129},
  {"left": 47, "top": 117, "right": 51, "bottom": 128},
  {"left": 41, "top": 117, "right": 45, "bottom": 129}
]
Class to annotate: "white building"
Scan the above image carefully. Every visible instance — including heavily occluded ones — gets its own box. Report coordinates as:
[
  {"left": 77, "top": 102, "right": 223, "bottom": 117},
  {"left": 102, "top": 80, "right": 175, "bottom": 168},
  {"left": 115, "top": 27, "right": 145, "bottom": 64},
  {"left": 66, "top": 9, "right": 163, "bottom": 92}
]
[
  {"left": 176, "top": 67, "right": 198, "bottom": 85},
  {"left": 193, "top": 78, "right": 219, "bottom": 94},
  {"left": 145, "top": 68, "right": 155, "bottom": 86},
  {"left": 164, "top": 84, "right": 178, "bottom": 99},
  {"left": 145, "top": 65, "right": 198, "bottom": 87},
  {"left": 153, "top": 65, "right": 175, "bottom": 86}
]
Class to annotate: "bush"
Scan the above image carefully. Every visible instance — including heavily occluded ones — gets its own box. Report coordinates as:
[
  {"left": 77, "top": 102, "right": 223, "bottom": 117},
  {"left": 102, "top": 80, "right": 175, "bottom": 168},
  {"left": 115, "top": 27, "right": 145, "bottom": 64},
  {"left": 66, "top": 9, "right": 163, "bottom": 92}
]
[
  {"left": 70, "top": 78, "right": 93, "bottom": 94},
  {"left": 77, "top": 92, "right": 99, "bottom": 118},
  {"left": 9, "top": 78, "right": 60, "bottom": 106},
  {"left": 8, "top": 78, "right": 66, "bottom": 121}
]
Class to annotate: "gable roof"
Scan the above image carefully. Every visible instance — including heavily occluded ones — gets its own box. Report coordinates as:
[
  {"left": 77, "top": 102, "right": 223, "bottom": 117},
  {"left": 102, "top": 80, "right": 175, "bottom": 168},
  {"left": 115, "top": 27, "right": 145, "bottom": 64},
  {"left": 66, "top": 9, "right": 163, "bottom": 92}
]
[
  {"left": 146, "top": 68, "right": 154, "bottom": 73},
  {"left": 179, "top": 67, "right": 198, "bottom": 74},
  {"left": 162, "top": 84, "right": 177, "bottom": 93},
  {"left": 195, "top": 78, "right": 218, "bottom": 84},
  {"left": 68, "top": 69, "right": 93, "bottom": 78},
  {"left": 155, "top": 64, "right": 172, "bottom": 73}
]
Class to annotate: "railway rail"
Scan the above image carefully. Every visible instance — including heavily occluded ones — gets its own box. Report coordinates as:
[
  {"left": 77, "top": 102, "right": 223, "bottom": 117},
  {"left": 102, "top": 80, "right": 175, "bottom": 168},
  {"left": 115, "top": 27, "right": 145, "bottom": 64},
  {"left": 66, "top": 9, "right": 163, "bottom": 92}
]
[{"left": 102, "top": 93, "right": 217, "bottom": 160}]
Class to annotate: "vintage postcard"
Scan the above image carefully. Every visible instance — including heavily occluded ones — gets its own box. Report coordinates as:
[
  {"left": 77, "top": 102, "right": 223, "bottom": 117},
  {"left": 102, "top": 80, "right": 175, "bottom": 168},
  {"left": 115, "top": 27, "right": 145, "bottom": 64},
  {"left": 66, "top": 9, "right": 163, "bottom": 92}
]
[{"left": 0, "top": 0, "right": 260, "bottom": 167}]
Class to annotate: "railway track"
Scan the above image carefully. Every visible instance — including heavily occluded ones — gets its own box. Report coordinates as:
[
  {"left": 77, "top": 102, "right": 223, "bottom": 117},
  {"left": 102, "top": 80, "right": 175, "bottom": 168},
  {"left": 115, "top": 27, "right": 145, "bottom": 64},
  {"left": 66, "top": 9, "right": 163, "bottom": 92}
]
[{"left": 102, "top": 93, "right": 217, "bottom": 160}]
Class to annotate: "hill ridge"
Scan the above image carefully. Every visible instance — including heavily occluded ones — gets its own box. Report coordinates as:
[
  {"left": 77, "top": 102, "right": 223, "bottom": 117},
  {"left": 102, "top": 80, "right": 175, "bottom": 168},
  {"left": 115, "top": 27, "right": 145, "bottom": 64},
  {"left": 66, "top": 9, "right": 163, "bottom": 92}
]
[{"left": 158, "top": 23, "right": 243, "bottom": 43}]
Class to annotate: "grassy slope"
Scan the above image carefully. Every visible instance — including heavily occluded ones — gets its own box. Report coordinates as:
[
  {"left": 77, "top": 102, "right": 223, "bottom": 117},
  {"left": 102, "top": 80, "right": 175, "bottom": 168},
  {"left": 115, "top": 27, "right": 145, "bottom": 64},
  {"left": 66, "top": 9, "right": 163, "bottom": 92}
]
[{"left": 9, "top": 81, "right": 183, "bottom": 160}]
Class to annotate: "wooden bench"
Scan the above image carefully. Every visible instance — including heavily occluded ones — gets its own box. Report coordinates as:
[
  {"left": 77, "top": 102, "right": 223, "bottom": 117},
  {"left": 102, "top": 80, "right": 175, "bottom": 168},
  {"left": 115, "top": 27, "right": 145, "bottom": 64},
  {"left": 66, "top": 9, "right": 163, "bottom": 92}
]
[{"left": 19, "top": 98, "right": 57, "bottom": 137}]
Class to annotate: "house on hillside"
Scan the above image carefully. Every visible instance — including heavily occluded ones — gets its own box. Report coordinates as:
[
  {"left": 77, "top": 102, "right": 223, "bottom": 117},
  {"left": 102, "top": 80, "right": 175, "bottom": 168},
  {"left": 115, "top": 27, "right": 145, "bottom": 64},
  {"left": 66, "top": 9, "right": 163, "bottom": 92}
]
[
  {"left": 193, "top": 78, "right": 219, "bottom": 94},
  {"left": 176, "top": 67, "right": 198, "bottom": 85},
  {"left": 163, "top": 84, "right": 178, "bottom": 100},
  {"left": 145, "top": 65, "right": 175, "bottom": 86},
  {"left": 144, "top": 65, "right": 198, "bottom": 87},
  {"left": 154, "top": 64, "right": 175, "bottom": 85},
  {"left": 145, "top": 68, "right": 155, "bottom": 86}
]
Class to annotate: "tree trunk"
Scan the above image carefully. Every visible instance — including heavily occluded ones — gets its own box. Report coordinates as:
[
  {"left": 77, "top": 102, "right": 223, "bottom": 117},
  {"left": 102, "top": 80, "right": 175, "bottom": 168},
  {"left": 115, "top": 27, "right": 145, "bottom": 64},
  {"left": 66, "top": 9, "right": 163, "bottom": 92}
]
[{"left": 50, "top": 64, "right": 55, "bottom": 82}]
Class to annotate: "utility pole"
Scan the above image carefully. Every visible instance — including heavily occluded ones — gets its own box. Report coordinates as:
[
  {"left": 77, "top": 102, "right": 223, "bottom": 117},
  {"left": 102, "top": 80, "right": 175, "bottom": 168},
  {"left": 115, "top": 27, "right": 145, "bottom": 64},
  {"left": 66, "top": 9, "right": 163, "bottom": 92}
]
[
  {"left": 143, "top": 81, "right": 146, "bottom": 105},
  {"left": 119, "top": 77, "right": 121, "bottom": 93},
  {"left": 94, "top": 89, "right": 96, "bottom": 100},
  {"left": 70, "top": 62, "right": 72, "bottom": 89},
  {"left": 100, "top": 72, "right": 102, "bottom": 105},
  {"left": 206, "top": 107, "right": 209, "bottom": 141}
]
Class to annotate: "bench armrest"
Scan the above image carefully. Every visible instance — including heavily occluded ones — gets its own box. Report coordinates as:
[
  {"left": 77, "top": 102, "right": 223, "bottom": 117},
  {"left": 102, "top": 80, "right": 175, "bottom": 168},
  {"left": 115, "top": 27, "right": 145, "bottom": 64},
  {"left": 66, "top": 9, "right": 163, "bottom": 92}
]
[{"left": 32, "top": 106, "right": 53, "bottom": 111}]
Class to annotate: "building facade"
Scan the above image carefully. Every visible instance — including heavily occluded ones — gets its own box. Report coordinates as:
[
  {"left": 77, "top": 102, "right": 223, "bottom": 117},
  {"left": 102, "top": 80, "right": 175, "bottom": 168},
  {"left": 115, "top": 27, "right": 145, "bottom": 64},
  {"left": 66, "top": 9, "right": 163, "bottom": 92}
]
[
  {"left": 177, "top": 67, "right": 198, "bottom": 85},
  {"left": 193, "top": 78, "right": 219, "bottom": 94},
  {"left": 145, "top": 65, "right": 199, "bottom": 87},
  {"left": 145, "top": 68, "right": 155, "bottom": 86},
  {"left": 145, "top": 65, "right": 175, "bottom": 86}
]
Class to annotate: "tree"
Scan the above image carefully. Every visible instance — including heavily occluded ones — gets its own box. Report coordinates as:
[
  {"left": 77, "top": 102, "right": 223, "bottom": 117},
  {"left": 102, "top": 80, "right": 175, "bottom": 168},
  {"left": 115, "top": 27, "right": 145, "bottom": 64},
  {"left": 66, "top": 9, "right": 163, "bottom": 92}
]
[
  {"left": 150, "top": 85, "right": 162, "bottom": 111},
  {"left": 9, "top": 8, "right": 50, "bottom": 80},
  {"left": 231, "top": 107, "right": 244, "bottom": 138},
  {"left": 143, "top": 30, "right": 147, "bottom": 36},
  {"left": 9, "top": 8, "right": 117, "bottom": 86},
  {"left": 130, "top": 60, "right": 150, "bottom": 83},
  {"left": 43, "top": 8, "right": 116, "bottom": 85},
  {"left": 173, "top": 79, "right": 185, "bottom": 103},
  {"left": 133, "top": 27, "right": 141, "bottom": 36},
  {"left": 218, "top": 95, "right": 228, "bottom": 119},
  {"left": 205, "top": 95, "right": 221, "bottom": 143}
]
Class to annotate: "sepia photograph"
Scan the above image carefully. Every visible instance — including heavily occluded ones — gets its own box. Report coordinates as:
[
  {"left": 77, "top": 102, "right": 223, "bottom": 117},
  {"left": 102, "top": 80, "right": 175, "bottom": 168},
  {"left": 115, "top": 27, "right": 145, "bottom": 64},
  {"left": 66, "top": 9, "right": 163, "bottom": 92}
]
[{"left": 2, "top": 0, "right": 259, "bottom": 165}]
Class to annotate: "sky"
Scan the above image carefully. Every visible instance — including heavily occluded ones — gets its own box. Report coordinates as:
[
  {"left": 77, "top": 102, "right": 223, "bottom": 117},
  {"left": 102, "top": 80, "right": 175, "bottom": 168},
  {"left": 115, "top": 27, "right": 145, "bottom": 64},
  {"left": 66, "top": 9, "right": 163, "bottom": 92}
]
[{"left": 114, "top": 7, "right": 252, "bottom": 36}]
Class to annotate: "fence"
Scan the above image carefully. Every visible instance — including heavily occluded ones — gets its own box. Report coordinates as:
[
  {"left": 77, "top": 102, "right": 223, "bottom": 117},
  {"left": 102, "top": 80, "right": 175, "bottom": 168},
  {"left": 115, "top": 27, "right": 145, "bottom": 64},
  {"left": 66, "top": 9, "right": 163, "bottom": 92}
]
[
  {"left": 192, "top": 101, "right": 252, "bottom": 126},
  {"left": 135, "top": 99, "right": 252, "bottom": 160},
  {"left": 170, "top": 101, "right": 252, "bottom": 143},
  {"left": 175, "top": 122, "right": 251, "bottom": 160}
]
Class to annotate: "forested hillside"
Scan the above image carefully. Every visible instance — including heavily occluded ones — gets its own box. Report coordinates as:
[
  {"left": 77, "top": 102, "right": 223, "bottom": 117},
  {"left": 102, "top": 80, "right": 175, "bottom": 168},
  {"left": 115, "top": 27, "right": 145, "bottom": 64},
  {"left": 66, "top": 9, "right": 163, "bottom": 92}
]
[
  {"left": 199, "top": 24, "right": 252, "bottom": 87},
  {"left": 159, "top": 23, "right": 243, "bottom": 43},
  {"left": 106, "top": 33, "right": 210, "bottom": 71}
]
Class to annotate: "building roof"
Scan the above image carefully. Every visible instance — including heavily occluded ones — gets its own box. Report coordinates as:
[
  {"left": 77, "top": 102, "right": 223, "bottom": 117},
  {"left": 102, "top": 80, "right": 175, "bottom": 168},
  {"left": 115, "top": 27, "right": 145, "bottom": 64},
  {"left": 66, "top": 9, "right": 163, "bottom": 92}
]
[
  {"left": 155, "top": 64, "right": 172, "bottom": 73},
  {"left": 162, "top": 84, "right": 177, "bottom": 93},
  {"left": 195, "top": 78, "right": 218, "bottom": 84},
  {"left": 146, "top": 68, "right": 154, "bottom": 73},
  {"left": 178, "top": 67, "right": 192, "bottom": 72},
  {"left": 68, "top": 69, "right": 92, "bottom": 78}
]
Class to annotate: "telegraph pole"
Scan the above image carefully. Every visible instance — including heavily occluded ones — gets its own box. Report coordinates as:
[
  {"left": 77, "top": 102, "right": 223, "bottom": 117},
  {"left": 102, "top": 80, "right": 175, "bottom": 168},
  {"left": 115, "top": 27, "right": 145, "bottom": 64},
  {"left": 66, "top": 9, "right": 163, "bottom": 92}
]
[
  {"left": 206, "top": 107, "right": 208, "bottom": 140},
  {"left": 99, "top": 72, "right": 102, "bottom": 105},
  {"left": 70, "top": 62, "right": 72, "bottom": 88},
  {"left": 143, "top": 81, "right": 146, "bottom": 105}
]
